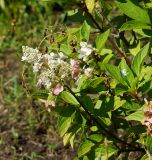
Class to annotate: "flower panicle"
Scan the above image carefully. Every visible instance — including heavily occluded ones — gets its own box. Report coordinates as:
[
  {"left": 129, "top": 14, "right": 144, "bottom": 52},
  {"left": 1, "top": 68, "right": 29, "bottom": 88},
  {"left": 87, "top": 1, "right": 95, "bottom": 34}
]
[{"left": 22, "top": 42, "right": 94, "bottom": 108}]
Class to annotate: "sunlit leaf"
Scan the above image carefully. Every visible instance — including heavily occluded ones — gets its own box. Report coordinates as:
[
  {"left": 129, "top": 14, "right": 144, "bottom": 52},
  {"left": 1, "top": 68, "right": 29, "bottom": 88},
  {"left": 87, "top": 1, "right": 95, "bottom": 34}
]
[
  {"left": 132, "top": 43, "right": 150, "bottom": 76},
  {"left": 95, "top": 29, "right": 110, "bottom": 52},
  {"left": 85, "top": 0, "right": 95, "bottom": 13},
  {"left": 78, "top": 140, "right": 95, "bottom": 157},
  {"left": 61, "top": 91, "right": 79, "bottom": 106},
  {"left": 116, "top": 0, "right": 151, "bottom": 23}
]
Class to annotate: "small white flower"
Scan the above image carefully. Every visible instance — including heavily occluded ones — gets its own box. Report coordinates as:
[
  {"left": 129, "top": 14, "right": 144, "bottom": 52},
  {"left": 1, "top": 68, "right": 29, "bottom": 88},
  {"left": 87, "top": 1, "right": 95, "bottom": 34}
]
[
  {"left": 58, "top": 52, "right": 67, "bottom": 60},
  {"left": 48, "top": 59, "right": 58, "bottom": 69},
  {"left": 79, "top": 47, "right": 92, "bottom": 56},
  {"left": 33, "top": 62, "right": 42, "bottom": 73},
  {"left": 45, "top": 81, "right": 52, "bottom": 88},
  {"left": 57, "top": 58, "right": 62, "bottom": 64},
  {"left": 22, "top": 46, "right": 42, "bottom": 63},
  {"left": 37, "top": 53, "right": 42, "bottom": 61},
  {"left": 43, "top": 54, "right": 50, "bottom": 61},
  {"left": 50, "top": 52, "right": 56, "bottom": 59},
  {"left": 84, "top": 67, "right": 93, "bottom": 76},
  {"left": 37, "top": 69, "right": 52, "bottom": 88},
  {"left": 78, "top": 41, "right": 94, "bottom": 61},
  {"left": 78, "top": 54, "right": 84, "bottom": 59},
  {"left": 121, "top": 69, "right": 127, "bottom": 76},
  {"left": 80, "top": 42, "right": 87, "bottom": 47}
]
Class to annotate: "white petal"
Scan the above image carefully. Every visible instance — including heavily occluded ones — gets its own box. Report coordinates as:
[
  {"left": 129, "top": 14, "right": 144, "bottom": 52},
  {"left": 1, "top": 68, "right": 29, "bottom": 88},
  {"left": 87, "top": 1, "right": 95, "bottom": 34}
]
[{"left": 80, "top": 42, "right": 87, "bottom": 47}]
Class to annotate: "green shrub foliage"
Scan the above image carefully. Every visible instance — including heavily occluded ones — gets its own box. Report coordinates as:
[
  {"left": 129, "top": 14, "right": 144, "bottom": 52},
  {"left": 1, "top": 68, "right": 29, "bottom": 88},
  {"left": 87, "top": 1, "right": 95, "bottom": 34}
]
[{"left": 22, "top": 0, "right": 152, "bottom": 159}]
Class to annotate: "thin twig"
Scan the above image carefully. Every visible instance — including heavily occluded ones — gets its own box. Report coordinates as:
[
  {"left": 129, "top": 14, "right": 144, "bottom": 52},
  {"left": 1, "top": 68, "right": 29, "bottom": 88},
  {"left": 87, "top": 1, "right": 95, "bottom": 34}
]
[{"left": 81, "top": 3, "right": 131, "bottom": 65}]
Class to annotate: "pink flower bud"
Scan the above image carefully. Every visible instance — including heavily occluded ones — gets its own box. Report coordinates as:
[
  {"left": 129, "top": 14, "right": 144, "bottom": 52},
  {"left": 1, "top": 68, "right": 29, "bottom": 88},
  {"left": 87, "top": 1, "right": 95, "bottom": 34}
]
[
  {"left": 70, "top": 59, "right": 80, "bottom": 80},
  {"left": 50, "top": 100, "right": 56, "bottom": 107},
  {"left": 53, "top": 83, "right": 64, "bottom": 95},
  {"left": 84, "top": 68, "right": 93, "bottom": 76}
]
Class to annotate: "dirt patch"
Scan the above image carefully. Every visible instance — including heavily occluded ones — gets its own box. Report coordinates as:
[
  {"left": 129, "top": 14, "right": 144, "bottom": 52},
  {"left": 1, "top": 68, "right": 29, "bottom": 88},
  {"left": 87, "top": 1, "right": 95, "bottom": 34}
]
[{"left": 0, "top": 52, "right": 77, "bottom": 160}]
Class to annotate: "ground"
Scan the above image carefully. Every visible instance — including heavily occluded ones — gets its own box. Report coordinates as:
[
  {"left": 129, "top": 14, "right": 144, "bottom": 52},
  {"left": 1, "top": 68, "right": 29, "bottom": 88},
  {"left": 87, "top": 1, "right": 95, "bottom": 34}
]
[{"left": 0, "top": 53, "right": 76, "bottom": 160}]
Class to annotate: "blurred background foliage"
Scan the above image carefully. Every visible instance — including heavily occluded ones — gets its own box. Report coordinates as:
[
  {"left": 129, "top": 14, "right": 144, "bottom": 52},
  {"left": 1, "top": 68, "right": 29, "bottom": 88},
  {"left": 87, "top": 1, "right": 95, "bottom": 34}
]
[{"left": 0, "top": 0, "right": 79, "bottom": 159}]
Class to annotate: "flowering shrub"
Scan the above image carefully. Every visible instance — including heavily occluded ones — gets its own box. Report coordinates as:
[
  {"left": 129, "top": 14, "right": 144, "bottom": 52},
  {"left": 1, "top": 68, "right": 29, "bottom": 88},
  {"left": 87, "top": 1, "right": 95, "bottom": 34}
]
[{"left": 22, "top": 0, "right": 152, "bottom": 159}]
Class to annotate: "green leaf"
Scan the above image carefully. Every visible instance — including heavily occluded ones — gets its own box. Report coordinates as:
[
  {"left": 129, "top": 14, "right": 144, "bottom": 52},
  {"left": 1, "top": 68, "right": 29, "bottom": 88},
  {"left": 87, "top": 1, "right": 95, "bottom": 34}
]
[
  {"left": 78, "top": 140, "right": 95, "bottom": 157},
  {"left": 95, "top": 29, "right": 110, "bottom": 52},
  {"left": 88, "top": 134, "right": 103, "bottom": 143},
  {"left": 0, "top": 0, "right": 5, "bottom": 10},
  {"left": 132, "top": 43, "right": 150, "bottom": 76},
  {"left": 85, "top": 0, "right": 95, "bottom": 13},
  {"left": 60, "top": 43, "right": 72, "bottom": 56},
  {"left": 115, "top": 84, "right": 128, "bottom": 95},
  {"left": 120, "top": 20, "right": 151, "bottom": 31},
  {"left": 141, "top": 154, "right": 149, "bottom": 160},
  {"left": 123, "top": 101, "right": 141, "bottom": 111},
  {"left": 116, "top": 0, "right": 151, "bottom": 23},
  {"left": 129, "top": 40, "right": 141, "bottom": 56},
  {"left": 146, "top": 136, "right": 152, "bottom": 156},
  {"left": 67, "top": 9, "right": 95, "bottom": 28},
  {"left": 127, "top": 125, "right": 146, "bottom": 135},
  {"left": 63, "top": 125, "right": 79, "bottom": 148},
  {"left": 80, "top": 77, "right": 104, "bottom": 91},
  {"left": 138, "top": 66, "right": 152, "bottom": 89},
  {"left": 104, "top": 64, "right": 127, "bottom": 86},
  {"left": 119, "top": 58, "right": 136, "bottom": 88},
  {"left": 79, "top": 94, "right": 94, "bottom": 114},
  {"left": 32, "top": 91, "right": 48, "bottom": 99},
  {"left": 94, "top": 100, "right": 102, "bottom": 109},
  {"left": 95, "top": 144, "right": 118, "bottom": 160},
  {"left": 58, "top": 116, "right": 73, "bottom": 137},
  {"left": 77, "top": 75, "right": 88, "bottom": 90},
  {"left": 125, "top": 110, "right": 144, "bottom": 121},
  {"left": 81, "top": 21, "right": 91, "bottom": 41},
  {"left": 99, "top": 49, "right": 113, "bottom": 65},
  {"left": 61, "top": 91, "right": 79, "bottom": 106},
  {"left": 52, "top": 105, "right": 75, "bottom": 117},
  {"left": 63, "top": 132, "right": 72, "bottom": 146},
  {"left": 114, "top": 96, "right": 126, "bottom": 110}
]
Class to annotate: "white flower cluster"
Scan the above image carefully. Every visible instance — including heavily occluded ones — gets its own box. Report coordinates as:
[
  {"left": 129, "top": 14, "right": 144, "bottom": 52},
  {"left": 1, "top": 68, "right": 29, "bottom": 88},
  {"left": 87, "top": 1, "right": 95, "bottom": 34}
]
[
  {"left": 22, "top": 42, "right": 94, "bottom": 94},
  {"left": 22, "top": 46, "right": 42, "bottom": 64},
  {"left": 22, "top": 46, "right": 43, "bottom": 73},
  {"left": 22, "top": 46, "right": 71, "bottom": 90},
  {"left": 78, "top": 42, "right": 94, "bottom": 61}
]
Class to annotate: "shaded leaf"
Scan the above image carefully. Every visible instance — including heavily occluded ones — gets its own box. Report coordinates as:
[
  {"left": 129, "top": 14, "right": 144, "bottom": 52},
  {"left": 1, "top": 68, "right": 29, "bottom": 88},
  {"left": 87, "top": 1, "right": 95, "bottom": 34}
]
[{"left": 146, "top": 136, "right": 152, "bottom": 156}]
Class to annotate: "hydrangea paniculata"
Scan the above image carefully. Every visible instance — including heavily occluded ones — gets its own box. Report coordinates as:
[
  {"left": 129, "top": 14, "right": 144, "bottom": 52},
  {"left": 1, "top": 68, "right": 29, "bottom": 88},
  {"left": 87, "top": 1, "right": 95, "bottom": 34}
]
[{"left": 22, "top": 42, "right": 93, "bottom": 103}]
